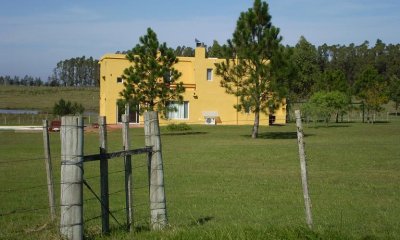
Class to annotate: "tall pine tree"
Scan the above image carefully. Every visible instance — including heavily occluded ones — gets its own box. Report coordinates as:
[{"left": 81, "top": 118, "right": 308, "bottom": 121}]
[
  {"left": 215, "top": 0, "right": 287, "bottom": 138},
  {"left": 120, "top": 28, "right": 185, "bottom": 115}
]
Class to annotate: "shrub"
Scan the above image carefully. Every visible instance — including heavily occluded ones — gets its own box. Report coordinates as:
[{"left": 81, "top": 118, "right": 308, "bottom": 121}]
[
  {"left": 166, "top": 123, "right": 192, "bottom": 131},
  {"left": 302, "top": 91, "right": 349, "bottom": 124},
  {"left": 53, "top": 98, "right": 85, "bottom": 117}
]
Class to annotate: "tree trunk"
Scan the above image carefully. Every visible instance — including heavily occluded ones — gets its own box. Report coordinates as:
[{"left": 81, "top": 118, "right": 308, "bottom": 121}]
[{"left": 251, "top": 111, "right": 260, "bottom": 139}]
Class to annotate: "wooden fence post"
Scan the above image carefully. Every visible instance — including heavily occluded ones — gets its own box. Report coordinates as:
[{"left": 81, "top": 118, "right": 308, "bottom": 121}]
[
  {"left": 99, "top": 116, "right": 109, "bottom": 234},
  {"left": 122, "top": 114, "right": 133, "bottom": 231},
  {"left": 144, "top": 111, "right": 168, "bottom": 230},
  {"left": 42, "top": 120, "right": 56, "bottom": 221},
  {"left": 60, "top": 116, "right": 84, "bottom": 240},
  {"left": 295, "top": 110, "right": 313, "bottom": 229}
]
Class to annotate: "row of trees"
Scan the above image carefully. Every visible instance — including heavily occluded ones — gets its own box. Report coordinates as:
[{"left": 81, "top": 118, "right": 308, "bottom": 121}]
[
  {"left": 0, "top": 75, "right": 44, "bottom": 86},
  {"left": 172, "top": 37, "right": 400, "bottom": 118},
  {"left": 2, "top": 56, "right": 100, "bottom": 87},
  {"left": 48, "top": 56, "right": 100, "bottom": 87},
  {"left": 166, "top": 37, "right": 400, "bottom": 125},
  {"left": 118, "top": 41, "right": 226, "bottom": 58},
  {"left": 288, "top": 38, "right": 400, "bottom": 119},
  {"left": 176, "top": 36, "right": 400, "bottom": 125}
]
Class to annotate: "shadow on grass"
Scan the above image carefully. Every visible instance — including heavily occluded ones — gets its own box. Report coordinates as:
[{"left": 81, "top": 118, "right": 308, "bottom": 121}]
[
  {"left": 242, "top": 131, "right": 315, "bottom": 139},
  {"left": 309, "top": 124, "right": 350, "bottom": 129},
  {"left": 85, "top": 223, "right": 153, "bottom": 239},
  {"left": 258, "top": 132, "right": 298, "bottom": 139},
  {"left": 368, "top": 121, "right": 390, "bottom": 124},
  {"left": 162, "top": 131, "right": 208, "bottom": 136},
  {"left": 134, "top": 224, "right": 150, "bottom": 233},
  {"left": 189, "top": 216, "right": 215, "bottom": 226}
]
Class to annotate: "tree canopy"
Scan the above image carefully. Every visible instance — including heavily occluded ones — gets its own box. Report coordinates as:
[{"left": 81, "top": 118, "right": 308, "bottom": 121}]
[
  {"left": 354, "top": 66, "right": 389, "bottom": 122},
  {"left": 50, "top": 56, "right": 100, "bottom": 87},
  {"left": 120, "top": 28, "right": 185, "bottom": 116},
  {"left": 302, "top": 91, "right": 349, "bottom": 125}
]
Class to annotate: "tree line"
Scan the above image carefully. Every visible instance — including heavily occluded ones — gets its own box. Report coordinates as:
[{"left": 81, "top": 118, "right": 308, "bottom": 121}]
[
  {"left": 171, "top": 37, "right": 400, "bottom": 122},
  {"left": 49, "top": 56, "right": 100, "bottom": 87},
  {"left": 287, "top": 37, "right": 400, "bottom": 122},
  {"left": 169, "top": 38, "right": 400, "bottom": 116},
  {"left": 1, "top": 56, "right": 100, "bottom": 87},
  {"left": 0, "top": 75, "right": 45, "bottom": 86}
]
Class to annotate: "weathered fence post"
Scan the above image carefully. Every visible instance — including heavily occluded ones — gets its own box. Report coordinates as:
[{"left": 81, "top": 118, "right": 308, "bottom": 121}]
[
  {"left": 295, "top": 110, "right": 313, "bottom": 229},
  {"left": 122, "top": 114, "right": 133, "bottom": 231},
  {"left": 42, "top": 120, "right": 56, "bottom": 221},
  {"left": 99, "top": 116, "right": 109, "bottom": 234},
  {"left": 60, "top": 116, "right": 84, "bottom": 240},
  {"left": 144, "top": 111, "right": 168, "bottom": 230}
]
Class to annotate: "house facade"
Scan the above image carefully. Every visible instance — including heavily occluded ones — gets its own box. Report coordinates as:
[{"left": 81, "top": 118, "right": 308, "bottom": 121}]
[{"left": 99, "top": 45, "right": 286, "bottom": 125}]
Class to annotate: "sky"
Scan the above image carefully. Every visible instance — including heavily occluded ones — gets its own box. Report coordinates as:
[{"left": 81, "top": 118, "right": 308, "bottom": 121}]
[{"left": 1, "top": 0, "right": 399, "bottom": 81}]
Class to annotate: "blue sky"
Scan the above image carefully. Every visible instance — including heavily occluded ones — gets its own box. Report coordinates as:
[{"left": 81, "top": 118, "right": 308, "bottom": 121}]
[{"left": 1, "top": 0, "right": 399, "bottom": 81}]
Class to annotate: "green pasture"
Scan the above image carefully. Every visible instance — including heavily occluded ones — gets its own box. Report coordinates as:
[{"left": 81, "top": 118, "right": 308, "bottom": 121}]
[
  {"left": 0, "top": 120, "right": 399, "bottom": 239},
  {"left": 0, "top": 86, "right": 99, "bottom": 112}
]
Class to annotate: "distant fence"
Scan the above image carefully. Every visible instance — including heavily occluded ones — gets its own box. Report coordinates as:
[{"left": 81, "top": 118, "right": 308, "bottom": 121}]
[
  {"left": 286, "top": 102, "right": 398, "bottom": 123},
  {"left": 0, "top": 112, "right": 99, "bottom": 126}
]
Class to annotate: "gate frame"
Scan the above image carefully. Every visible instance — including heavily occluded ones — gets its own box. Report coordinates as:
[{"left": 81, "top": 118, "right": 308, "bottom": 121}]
[{"left": 60, "top": 113, "right": 167, "bottom": 240}]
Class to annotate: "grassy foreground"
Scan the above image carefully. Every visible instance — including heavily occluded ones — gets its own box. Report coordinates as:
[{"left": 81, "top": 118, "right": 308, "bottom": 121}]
[{"left": 0, "top": 120, "right": 399, "bottom": 239}]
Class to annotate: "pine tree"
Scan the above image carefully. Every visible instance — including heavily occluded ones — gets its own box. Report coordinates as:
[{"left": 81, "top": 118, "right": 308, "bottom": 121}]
[
  {"left": 215, "top": 0, "right": 287, "bottom": 138},
  {"left": 120, "top": 28, "right": 185, "bottom": 116}
]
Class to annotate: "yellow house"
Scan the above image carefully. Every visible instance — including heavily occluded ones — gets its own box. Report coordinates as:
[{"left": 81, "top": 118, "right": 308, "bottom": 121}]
[{"left": 99, "top": 45, "right": 286, "bottom": 125}]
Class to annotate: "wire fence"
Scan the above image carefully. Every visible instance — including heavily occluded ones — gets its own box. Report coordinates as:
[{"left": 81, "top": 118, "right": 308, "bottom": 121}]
[
  {"left": 0, "top": 134, "right": 152, "bottom": 239},
  {"left": 0, "top": 112, "right": 99, "bottom": 126},
  {"left": 2, "top": 116, "right": 398, "bottom": 239}
]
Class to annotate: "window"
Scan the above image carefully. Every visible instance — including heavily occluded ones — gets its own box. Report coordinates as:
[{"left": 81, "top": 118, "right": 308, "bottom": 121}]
[
  {"left": 117, "top": 77, "right": 123, "bottom": 83},
  {"left": 117, "top": 101, "right": 140, "bottom": 123},
  {"left": 167, "top": 101, "right": 189, "bottom": 119},
  {"left": 206, "top": 68, "right": 213, "bottom": 81}
]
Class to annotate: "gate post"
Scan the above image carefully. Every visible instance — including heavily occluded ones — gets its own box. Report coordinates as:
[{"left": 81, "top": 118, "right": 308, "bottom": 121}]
[
  {"left": 144, "top": 111, "right": 168, "bottom": 230},
  {"left": 60, "top": 116, "right": 84, "bottom": 240}
]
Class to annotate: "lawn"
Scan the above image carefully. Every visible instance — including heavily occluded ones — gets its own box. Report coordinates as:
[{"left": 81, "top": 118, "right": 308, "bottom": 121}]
[{"left": 0, "top": 120, "right": 399, "bottom": 239}]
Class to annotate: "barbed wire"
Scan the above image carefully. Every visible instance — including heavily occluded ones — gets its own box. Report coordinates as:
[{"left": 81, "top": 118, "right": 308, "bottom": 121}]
[
  {"left": 85, "top": 214, "right": 102, "bottom": 223},
  {"left": 0, "top": 205, "right": 59, "bottom": 217},
  {"left": 0, "top": 182, "right": 57, "bottom": 193},
  {"left": 0, "top": 156, "right": 45, "bottom": 165},
  {"left": 82, "top": 179, "right": 123, "bottom": 227},
  {"left": 133, "top": 163, "right": 148, "bottom": 169}
]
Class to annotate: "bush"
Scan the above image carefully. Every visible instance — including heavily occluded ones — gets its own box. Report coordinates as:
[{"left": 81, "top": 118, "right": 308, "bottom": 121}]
[
  {"left": 53, "top": 98, "right": 85, "bottom": 117},
  {"left": 302, "top": 91, "right": 349, "bottom": 124},
  {"left": 166, "top": 123, "right": 192, "bottom": 131}
]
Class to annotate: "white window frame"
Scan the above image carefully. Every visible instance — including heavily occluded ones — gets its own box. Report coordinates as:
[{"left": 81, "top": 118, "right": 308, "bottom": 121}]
[{"left": 167, "top": 101, "right": 189, "bottom": 120}]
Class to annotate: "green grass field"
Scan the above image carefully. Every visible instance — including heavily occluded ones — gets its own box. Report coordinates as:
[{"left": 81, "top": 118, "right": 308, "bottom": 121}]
[
  {"left": 0, "top": 86, "right": 99, "bottom": 125},
  {"left": 0, "top": 86, "right": 99, "bottom": 112},
  {"left": 0, "top": 120, "right": 399, "bottom": 239}
]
